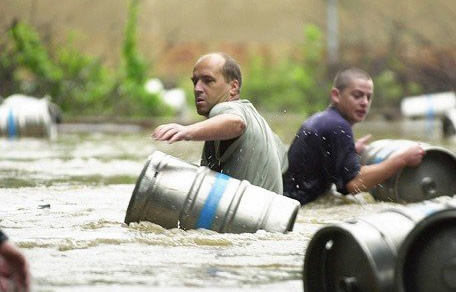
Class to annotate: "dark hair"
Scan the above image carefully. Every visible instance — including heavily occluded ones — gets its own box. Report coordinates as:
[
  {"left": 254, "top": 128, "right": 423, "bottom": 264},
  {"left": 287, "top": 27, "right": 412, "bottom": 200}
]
[
  {"left": 219, "top": 53, "right": 242, "bottom": 91},
  {"left": 333, "top": 67, "right": 372, "bottom": 91}
]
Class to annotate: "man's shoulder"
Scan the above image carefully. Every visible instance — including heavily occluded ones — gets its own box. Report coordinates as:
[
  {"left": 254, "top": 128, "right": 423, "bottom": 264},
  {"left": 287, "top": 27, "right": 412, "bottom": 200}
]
[
  {"left": 210, "top": 99, "right": 257, "bottom": 118},
  {"left": 305, "top": 107, "right": 351, "bottom": 133}
]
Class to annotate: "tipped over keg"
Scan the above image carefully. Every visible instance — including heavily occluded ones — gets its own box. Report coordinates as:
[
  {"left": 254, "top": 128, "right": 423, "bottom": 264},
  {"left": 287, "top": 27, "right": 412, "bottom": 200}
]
[
  {"left": 361, "top": 139, "right": 456, "bottom": 203},
  {"left": 0, "top": 94, "right": 58, "bottom": 139},
  {"left": 124, "top": 151, "right": 300, "bottom": 233},
  {"left": 303, "top": 201, "right": 449, "bottom": 292},
  {"left": 395, "top": 199, "right": 456, "bottom": 292}
]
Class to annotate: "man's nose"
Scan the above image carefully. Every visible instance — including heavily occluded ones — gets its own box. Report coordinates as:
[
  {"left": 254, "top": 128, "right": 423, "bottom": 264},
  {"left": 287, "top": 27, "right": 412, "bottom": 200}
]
[{"left": 194, "top": 80, "right": 203, "bottom": 92}]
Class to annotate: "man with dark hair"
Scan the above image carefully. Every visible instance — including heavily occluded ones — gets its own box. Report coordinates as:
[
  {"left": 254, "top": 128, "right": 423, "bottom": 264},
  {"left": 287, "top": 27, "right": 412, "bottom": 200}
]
[
  {"left": 283, "top": 68, "right": 425, "bottom": 205},
  {"left": 153, "top": 53, "right": 287, "bottom": 193},
  {"left": 0, "top": 230, "right": 30, "bottom": 291}
]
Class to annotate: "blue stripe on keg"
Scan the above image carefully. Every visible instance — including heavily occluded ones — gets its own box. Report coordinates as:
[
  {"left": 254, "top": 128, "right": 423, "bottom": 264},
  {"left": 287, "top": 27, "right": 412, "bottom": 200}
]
[
  {"left": 196, "top": 173, "right": 230, "bottom": 229},
  {"left": 7, "top": 109, "right": 17, "bottom": 138},
  {"left": 372, "top": 145, "right": 396, "bottom": 164},
  {"left": 426, "top": 94, "right": 434, "bottom": 119}
]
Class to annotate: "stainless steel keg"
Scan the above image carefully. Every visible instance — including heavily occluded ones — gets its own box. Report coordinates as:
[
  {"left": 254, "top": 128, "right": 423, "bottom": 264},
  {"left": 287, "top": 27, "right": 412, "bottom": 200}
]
[
  {"left": 124, "top": 151, "right": 300, "bottom": 233},
  {"left": 303, "top": 202, "right": 447, "bottom": 292},
  {"left": 0, "top": 95, "right": 56, "bottom": 139},
  {"left": 361, "top": 139, "right": 456, "bottom": 203},
  {"left": 395, "top": 200, "right": 456, "bottom": 292}
]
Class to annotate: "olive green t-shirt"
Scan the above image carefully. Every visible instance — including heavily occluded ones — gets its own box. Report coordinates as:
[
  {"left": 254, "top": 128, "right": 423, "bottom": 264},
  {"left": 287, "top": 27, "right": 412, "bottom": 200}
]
[{"left": 201, "top": 100, "right": 287, "bottom": 194}]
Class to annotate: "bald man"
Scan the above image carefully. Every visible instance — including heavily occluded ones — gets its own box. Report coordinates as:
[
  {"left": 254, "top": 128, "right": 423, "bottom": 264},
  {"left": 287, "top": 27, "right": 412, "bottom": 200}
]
[{"left": 152, "top": 53, "right": 287, "bottom": 194}]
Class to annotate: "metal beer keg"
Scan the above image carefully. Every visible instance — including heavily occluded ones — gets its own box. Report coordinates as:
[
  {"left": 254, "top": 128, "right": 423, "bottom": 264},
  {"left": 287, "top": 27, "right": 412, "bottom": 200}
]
[
  {"left": 395, "top": 200, "right": 456, "bottom": 292},
  {"left": 0, "top": 95, "right": 57, "bottom": 139},
  {"left": 361, "top": 139, "right": 456, "bottom": 203},
  {"left": 124, "top": 151, "right": 300, "bottom": 233},
  {"left": 303, "top": 202, "right": 447, "bottom": 292}
]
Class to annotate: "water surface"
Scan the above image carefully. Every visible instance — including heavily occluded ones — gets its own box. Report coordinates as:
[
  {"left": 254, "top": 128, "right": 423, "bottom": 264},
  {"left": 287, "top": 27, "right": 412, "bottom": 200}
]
[{"left": 1, "top": 119, "right": 455, "bottom": 291}]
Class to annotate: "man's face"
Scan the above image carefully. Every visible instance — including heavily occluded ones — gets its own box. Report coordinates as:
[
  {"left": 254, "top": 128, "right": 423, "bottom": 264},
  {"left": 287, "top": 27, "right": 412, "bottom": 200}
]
[
  {"left": 191, "top": 55, "right": 232, "bottom": 117},
  {"left": 331, "top": 77, "right": 373, "bottom": 124}
]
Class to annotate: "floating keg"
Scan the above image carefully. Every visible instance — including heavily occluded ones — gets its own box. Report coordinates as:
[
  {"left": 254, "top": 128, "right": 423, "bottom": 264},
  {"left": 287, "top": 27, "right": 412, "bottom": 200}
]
[
  {"left": 442, "top": 108, "right": 456, "bottom": 137},
  {"left": 0, "top": 94, "right": 57, "bottom": 139},
  {"left": 303, "top": 202, "right": 448, "bottom": 292},
  {"left": 361, "top": 139, "right": 456, "bottom": 203},
  {"left": 400, "top": 91, "right": 456, "bottom": 119},
  {"left": 395, "top": 200, "right": 456, "bottom": 292},
  {"left": 124, "top": 151, "right": 300, "bottom": 233}
]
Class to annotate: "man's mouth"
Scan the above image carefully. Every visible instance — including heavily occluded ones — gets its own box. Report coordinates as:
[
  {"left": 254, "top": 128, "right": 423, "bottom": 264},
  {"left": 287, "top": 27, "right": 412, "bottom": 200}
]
[{"left": 356, "top": 110, "right": 366, "bottom": 116}]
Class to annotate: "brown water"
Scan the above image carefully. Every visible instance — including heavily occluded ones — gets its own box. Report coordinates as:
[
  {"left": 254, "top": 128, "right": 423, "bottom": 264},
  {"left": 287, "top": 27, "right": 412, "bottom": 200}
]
[{"left": 1, "top": 119, "right": 456, "bottom": 291}]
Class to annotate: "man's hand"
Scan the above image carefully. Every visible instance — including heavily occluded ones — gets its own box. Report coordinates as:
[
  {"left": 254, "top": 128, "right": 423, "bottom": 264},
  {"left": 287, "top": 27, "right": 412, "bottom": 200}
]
[
  {"left": 391, "top": 144, "right": 426, "bottom": 167},
  {"left": 152, "top": 123, "right": 190, "bottom": 143},
  {"left": 355, "top": 134, "right": 372, "bottom": 154},
  {"left": 0, "top": 241, "right": 30, "bottom": 292}
]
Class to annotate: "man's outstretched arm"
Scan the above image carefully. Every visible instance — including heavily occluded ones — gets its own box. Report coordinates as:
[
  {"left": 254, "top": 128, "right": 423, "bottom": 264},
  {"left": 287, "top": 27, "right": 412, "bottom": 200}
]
[{"left": 152, "top": 114, "right": 246, "bottom": 143}]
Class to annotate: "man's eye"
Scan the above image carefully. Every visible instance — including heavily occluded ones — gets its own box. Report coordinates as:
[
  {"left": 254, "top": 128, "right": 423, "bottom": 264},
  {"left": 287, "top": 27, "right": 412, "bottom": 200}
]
[{"left": 353, "top": 92, "right": 363, "bottom": 98}]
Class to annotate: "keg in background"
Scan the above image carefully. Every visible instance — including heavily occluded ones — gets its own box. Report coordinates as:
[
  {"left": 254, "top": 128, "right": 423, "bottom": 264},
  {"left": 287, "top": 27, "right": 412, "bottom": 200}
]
[
  {"left": 395, "top": 201, "right": 456, "bottom": 292},
  {"left": 0, "top": 94, "right": 58, "bottom": 140},
  {"left": 400, "top": 91, "right": 456, "bottom": 119},
  {"left": 442, "top": 108, "right": 456, "bottom": 137},
  {"left": 303, "top": 201, "right": 449, "bottom": 292},
  {"left": 124, "top": 151, "right": 300, "bottom": 233},
  {"left": 361, "top": 139, "right": 456, "bottom": 203}
]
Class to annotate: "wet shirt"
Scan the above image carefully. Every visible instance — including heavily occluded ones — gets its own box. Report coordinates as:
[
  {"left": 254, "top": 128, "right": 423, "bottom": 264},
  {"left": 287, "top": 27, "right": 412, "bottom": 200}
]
[
  {"left": 282, "top": 106, "right": 361, "bottom": 204},
  {"left": 201, "top": 100, "right": 287, "bottom": 194}
]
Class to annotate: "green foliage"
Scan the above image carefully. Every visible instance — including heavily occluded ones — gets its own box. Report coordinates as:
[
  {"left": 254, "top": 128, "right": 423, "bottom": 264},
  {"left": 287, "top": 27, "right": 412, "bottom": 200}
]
[
  {"left": 243, "top": 25, "right": 330, "bottom": 115},
  {"left": 373, "top": 69, "right": 423, "bottom": 108},
  {"left": 8, "top": 21, "right": 62, "bottom": 98},
  {"left": 55, "top": 34, "right": 115, "bottom": 114},
  {"left": 0, "top": 14, "right": 429, "bottom": 119},
  {"left": 115, "top": 0, "right": 170, "bottom": 117},
  {"left": 0, "top": 0, "right": 171, "bottom": 118}
]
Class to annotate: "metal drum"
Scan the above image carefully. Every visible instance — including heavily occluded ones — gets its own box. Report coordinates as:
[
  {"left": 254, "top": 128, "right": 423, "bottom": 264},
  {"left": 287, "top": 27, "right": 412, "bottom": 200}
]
[
  {"left": 442, "top": 108, "right": 456, "bottom": 137},
  {"left": 0, "top": 95, "right": 57, "bottom": 139},
  {"left": 361, "top": 139, "right": 456, "bottom": 203},
  {"left": 395, "top": 200, "right": 456, "bottom": 292},
  {"left": 124, "top": 151, "right": 300, "bottom": 233},
  {"left": 303, "top": 202, "right": 447, "bottom": 292}
]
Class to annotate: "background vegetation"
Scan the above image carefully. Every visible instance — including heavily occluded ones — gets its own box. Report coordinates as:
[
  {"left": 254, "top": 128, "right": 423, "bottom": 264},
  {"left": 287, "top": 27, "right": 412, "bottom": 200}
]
[{"left": 0, "top": 0, "right": 454, "bottom": 120}]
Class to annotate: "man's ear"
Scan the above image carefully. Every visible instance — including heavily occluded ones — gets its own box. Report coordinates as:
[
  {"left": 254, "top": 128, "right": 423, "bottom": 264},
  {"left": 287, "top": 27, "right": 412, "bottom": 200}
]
[
  {"left": 330, "top": 88, "right": 340, "bottom": 105},
  {"left": 229, "top": 80, "right": 240, "bottom": 96}
]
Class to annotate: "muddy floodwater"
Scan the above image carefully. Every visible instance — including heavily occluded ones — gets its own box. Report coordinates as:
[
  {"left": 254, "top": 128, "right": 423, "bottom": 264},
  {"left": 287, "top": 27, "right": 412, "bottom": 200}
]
[{"left": 1, "top": 118, "right": 456, "bottom": 292}]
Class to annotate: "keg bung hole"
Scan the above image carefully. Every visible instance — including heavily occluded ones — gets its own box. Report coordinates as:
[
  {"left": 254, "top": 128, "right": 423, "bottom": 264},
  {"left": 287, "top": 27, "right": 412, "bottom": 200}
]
[
  {"left": 421, "top": 176, "right": 437, "bottom": 198},
  {"left": 325, "top": 239, "right": 334, "bottom": 250}
]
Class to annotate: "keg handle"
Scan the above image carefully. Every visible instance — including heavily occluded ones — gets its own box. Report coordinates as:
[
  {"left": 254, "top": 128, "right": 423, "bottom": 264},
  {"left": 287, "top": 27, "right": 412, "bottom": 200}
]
[
  {"left": 337, "top": 276, "right": 357, "bottom": 292},
  {"left": 421, "top": 176, "right": 437, "bottom": 198}
]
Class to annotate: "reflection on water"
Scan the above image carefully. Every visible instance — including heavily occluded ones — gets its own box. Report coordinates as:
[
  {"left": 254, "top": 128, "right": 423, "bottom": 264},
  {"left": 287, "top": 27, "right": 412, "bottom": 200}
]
[{"left": 1, "top": 119, "right": 456, "bottom": 291}]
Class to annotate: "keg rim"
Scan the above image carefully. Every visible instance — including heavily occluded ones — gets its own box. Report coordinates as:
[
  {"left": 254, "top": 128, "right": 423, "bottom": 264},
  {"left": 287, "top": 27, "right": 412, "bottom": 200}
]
[
  {"left": 303, "top": 223, "right": 384, "bottom": 291},
  {"left": 124, "top": 155, "right": 154, "bottom": 224},
  {"left": 395, "top": 208, "right": 456, "bottom": 292}
]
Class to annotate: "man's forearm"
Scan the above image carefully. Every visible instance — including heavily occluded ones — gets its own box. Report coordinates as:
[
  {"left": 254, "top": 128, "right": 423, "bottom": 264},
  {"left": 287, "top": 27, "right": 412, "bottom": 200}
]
[
  {"left": 187, "top": 114, "right": 246, "bottom": 141},
  {"left": 346, "top": 157, "right": 406, "bottom": 194}
]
